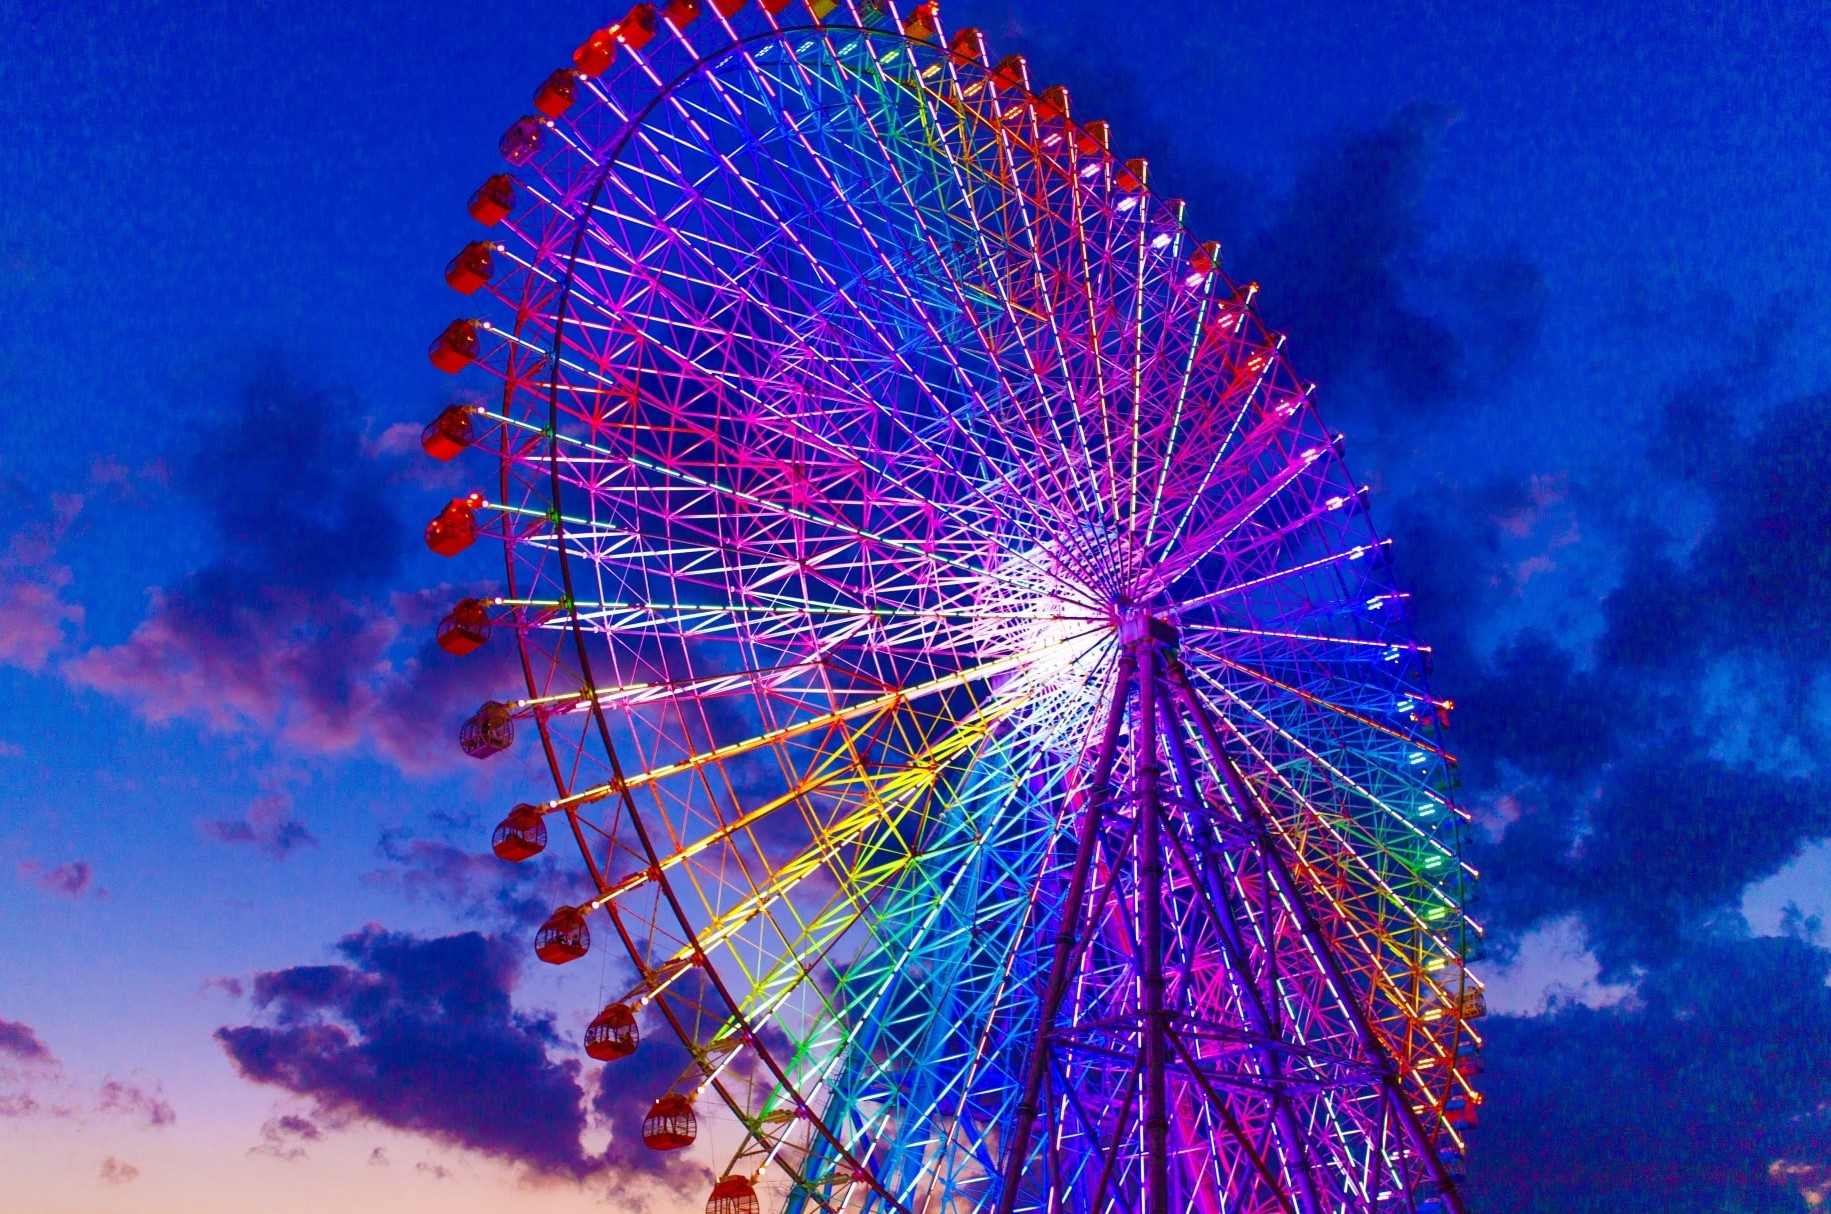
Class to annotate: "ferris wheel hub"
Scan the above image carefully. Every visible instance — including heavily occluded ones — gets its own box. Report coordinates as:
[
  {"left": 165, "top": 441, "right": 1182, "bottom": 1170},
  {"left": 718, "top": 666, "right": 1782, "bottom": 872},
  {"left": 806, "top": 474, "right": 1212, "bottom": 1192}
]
[{"left": 1117, "top": 610, "right": 1179, "bottom": 650}]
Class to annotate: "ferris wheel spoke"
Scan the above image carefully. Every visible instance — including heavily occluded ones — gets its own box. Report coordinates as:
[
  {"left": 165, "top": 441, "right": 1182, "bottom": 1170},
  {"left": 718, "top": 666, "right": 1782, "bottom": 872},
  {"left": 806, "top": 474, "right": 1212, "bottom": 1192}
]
[
  {"left": 737, "top": 67, "right": 1109, "bottom": 567},
  {"left": 866, "top": 62, "right": 1115, "bottom": 551},
  {"left": 632, "top": 65, "right": 1084, "bottom": 538},
  {"left": 1174, "top": 660, "right": 1470, "bottom": 1014},
  {"left": 560, "top": 158, "right": 1079, "bottom": 573}
]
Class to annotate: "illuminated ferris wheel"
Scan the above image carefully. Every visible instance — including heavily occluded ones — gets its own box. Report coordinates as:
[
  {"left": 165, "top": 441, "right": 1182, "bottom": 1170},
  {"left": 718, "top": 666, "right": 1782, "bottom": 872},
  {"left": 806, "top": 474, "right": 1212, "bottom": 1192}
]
[{"left": 419, "top": 3, "right": 1484, "bottom": 1212}]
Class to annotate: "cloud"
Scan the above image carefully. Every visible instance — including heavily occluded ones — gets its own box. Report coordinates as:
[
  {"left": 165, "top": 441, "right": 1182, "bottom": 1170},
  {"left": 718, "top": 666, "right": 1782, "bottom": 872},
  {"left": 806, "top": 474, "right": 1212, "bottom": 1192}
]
[
  {"left": 216, "top": 926, "right": 600, "bottom": 1178},
  {"left": 201, "top": 793, "right": 319, "bottom": 860},
  {"left": 0, "top": 1016, "right": 63, "bottom": 1118},
  {"left": 250, "top": 1114, "right": 323, "bottom": 1160},
  {"left": 1230, "top": 106, "right": 1547, "bottom": 414},
  {"left": 364, "top": 834, "right": 579, "bottom": 933},
  {"left": 0, "top": 1019, "right": 53, "bottom": 1064},
  {"left": 201, "top": 976, "right": 247, "bottom": 999},
  {"left": 15, "top": 859, "right": 95, "bottom": 899},
  {"left": 1470, "top": 932, "right": 1831, "bottom": 1214},
  {"left": 587, "top": 1018, "right": 706, "bottom": 1188},
  {"left": 1482, "top": 744, "right": 1830, "bottom": 974},
  {"left": 97, "top": 1080, "right": 176, "bottom": 1129},
  {"left": 0, "top": 489, "right": 85, "bottom": 671},
  {"left": 64, "top": 365, "right": 516, "bottom": 773},
  {"left": 1607, "top": 389, "right": 1831, "bottom": 683},
  {"left": 98, "top": 1157, "right": 140, "bottom": 1185}
]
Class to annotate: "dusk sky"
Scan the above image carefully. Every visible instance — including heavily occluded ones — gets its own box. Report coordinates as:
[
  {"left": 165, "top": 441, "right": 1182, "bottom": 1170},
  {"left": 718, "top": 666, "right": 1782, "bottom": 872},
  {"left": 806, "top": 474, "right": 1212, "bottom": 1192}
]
[{"left": 3, "top": 2, "right": 1829, "bottom": 1211}]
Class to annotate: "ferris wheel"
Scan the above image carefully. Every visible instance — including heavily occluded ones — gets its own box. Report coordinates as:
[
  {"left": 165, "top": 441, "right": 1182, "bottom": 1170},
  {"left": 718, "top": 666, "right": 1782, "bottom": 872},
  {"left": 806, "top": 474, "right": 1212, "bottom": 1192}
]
[{"left": 418, "top": 3, "right": 1484, "bottom": 1212}]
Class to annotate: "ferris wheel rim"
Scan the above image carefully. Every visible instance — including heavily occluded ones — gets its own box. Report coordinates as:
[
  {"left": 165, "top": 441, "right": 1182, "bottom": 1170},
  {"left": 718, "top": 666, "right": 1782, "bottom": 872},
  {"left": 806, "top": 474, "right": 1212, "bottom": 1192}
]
[{"left": 441, "top": 5, "right": 1479, "bottom": 1208}]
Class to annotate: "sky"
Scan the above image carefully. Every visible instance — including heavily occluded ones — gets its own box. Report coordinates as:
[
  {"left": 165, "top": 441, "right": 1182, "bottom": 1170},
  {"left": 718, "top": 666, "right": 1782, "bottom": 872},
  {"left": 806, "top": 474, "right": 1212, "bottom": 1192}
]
[{"left": 2, "top": 1, "right": 1829, "bottom": 1211}]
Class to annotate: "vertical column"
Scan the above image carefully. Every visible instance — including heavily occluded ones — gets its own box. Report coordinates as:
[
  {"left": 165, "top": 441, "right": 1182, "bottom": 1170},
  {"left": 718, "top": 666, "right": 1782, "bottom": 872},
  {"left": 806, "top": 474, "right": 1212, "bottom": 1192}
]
[
  {"left": 996, "top": 652, "right": 1136, "bottom": 1214},
  {"left": 1134, "top": 636, "right": 1170, "bottom": 1214}
]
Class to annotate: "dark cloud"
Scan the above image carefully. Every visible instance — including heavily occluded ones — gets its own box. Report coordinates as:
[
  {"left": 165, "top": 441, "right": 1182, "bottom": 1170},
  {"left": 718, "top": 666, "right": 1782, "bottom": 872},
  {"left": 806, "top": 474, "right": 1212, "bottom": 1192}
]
[
  {"left": 364, "top": 834, "right": 580, "bottom": 933},
  {"left": 0, "top": 1016, "right": 62, "bottom": 1119},
  {"left": 1469, "top": 932, "right": 1831, "bottom": 1214},
  {"left": 216, "top": 926, "right": 597, "bottom": 1178},
  {"left": 1642, "top": 391, "right": 1831, "bottom": 672},
  {"left": 1452, "top": 629, "right": 1620, "bottom": 785},
  {"left": 1237, "top": 103, "right": 1461, "bottom": 404},
  {"left": 587, "top": 1019, "right": 706, "bottom": 1187},
  {"left": 1227, "top": 106, "right": 1547, "bottom": 414},
  {"left": 0, "top": 1019, "right": 52, "bottom": 1064},
  {"left": 64, "top": 365, "right": 517, "bottom": 772},
  {"left": 1482, "top": 745, "right": 1830, "bottom": 975},
  {"left": 201, "top": 793, "right": 319, "bottom": 861}
]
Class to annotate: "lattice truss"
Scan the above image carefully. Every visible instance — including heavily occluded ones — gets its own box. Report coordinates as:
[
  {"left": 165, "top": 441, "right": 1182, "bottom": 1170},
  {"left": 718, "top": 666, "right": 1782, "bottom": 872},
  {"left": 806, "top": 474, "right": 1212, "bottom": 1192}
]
[{"left": 422, "top": 3, "right": 1484, "bottom": 1213}]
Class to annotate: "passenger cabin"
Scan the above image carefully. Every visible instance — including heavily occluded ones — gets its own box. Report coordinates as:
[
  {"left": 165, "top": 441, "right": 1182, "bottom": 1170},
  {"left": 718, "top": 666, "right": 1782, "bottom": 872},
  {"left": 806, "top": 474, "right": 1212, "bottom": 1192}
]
[
  {"left": 533, "top": 70, "right": 577, "bottom": 118},
  {"left": 619, "top": 4, "right": 659, "bottom": 49},
  {"left": 428, "top": 320, "right": 480, "bottom": 374},
  {"left": 491, "top": 803, "right": 547, "bottom": 862},
  {"left": 421, "top": 405, "right": 475, "bottom": 460},
  {"left": 468, "top": 174, "right": 517, "bottom": 226},
  {"left": 460, "top": 699, "right": 515, "bottom": 758},
  {"left": 904, "top": 2, "right": 939, "bottom": 41},
  {"left": 425, "top": 496, "right": 480, "bottom": 557},
  {"left": 499, "top": 116, "right": 544, "bottom": 166},
  {"left": 584, "top": 1002, "right": 639, "bottom": 1061},
  {"left": 706, "top": 1177, "right": 760, "bottom": 1214},
  {"left": 444, "top": 242, "right": 495, "bottom": 295},
  {"left": 535, "top": 907, "right": 590, "bottom": 964},
  {"left": 437, "top": 597, "right": 491, "bottom": 655},
  {"left": 642, "top": 1094, "right": 696, "bottom": 1151}
]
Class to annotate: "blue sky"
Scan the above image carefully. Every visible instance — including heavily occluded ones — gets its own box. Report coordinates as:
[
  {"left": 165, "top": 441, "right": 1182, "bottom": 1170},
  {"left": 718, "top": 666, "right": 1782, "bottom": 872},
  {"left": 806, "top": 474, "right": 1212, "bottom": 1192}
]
[{"left": 2, "top": 1, "right": 1829, "bottom": 1210}]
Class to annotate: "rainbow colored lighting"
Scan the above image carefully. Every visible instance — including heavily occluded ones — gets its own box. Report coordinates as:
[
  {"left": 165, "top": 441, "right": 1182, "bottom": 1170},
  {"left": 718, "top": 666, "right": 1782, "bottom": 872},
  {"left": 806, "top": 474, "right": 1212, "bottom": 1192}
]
[{"left": 425, "top": 3, "right": 1481, "bottom": 1211}]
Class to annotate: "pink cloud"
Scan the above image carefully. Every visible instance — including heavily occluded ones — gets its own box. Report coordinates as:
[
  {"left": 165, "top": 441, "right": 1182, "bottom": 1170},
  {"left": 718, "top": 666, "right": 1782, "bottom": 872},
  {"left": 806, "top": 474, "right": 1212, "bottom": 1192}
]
[
  {"left": 99, "top": 1157, "right": 139, "bottom": 1185},
  {"left": 97, "top": 1079, "right": 176, "bottom": 1128},
  {"left": 16, "top": 859, "right": 94, "bottom": 899},
  {"left": 0, "top": 493, "right": 85, "bottom": 672},
  {"left": 66, "top": 584, "right": 516, "bottom": 775},
  {"left": 201, "top": 793, "right": 318, "bottom": 860}
]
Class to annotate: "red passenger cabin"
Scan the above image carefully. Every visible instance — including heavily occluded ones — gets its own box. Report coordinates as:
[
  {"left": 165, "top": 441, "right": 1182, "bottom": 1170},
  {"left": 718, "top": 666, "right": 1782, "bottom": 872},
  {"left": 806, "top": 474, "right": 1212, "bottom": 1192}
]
[
  {"left": 421, "top": 405, "right": 475, "bottom": 460},
  {"left": 444, "top": 242, "right": 495, "bottom": 295},
  {"left": 491, "top": 803, "right": 548, "bottom": 862},
  {"left": 642, "top": 1094, "right": 697, "bottom": 1151},
  {"left": 533, "top": 70, "right": 577, "bottom": 118},
  {"left": 584, "top": 1002, "right": 639, "bottom": 1061},
  {"left": 428, "top": 320, "right": 480, "bottom": 373},
  {"left": 574, "top": 29, "right": 617, "bottom": 76},
  {"left": 706, "top": 1176, "right": 760, "bottom": 1214},
  {"left": 437, "top": 597, "right": 491, "bottom": 655},
  {"left": 535, "top": 906, "right": 590, "bottom": 964},
  {"left": 468, "top": 174, "right": 517, "bottom": 225},
  {"left": 619, "top": 4, "right": 658, "bottom": 49},
  {"left": 425, "top": 495, "right": 481, "bottom": 557},
  {"left": 903, "top": 2, "right": 939, "bottom": 41}
]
